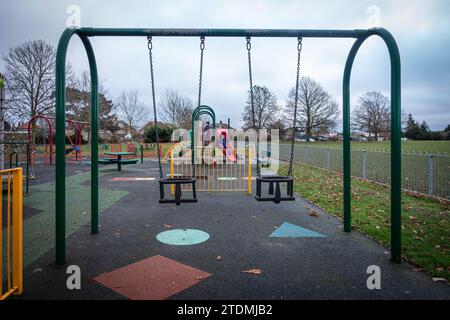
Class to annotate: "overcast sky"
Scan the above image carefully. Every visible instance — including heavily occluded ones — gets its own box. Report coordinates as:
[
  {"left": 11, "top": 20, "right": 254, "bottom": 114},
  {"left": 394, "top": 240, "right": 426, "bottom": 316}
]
[{"left": 0, "top": 0, "right": 449, "bottom": 130}]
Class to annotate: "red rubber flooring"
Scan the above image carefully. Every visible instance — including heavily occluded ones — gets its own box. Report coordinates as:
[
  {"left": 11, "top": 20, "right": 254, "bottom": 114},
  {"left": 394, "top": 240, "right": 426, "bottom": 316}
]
[{"left": 94, "top": 255, "right": 211, "bottom": 300}]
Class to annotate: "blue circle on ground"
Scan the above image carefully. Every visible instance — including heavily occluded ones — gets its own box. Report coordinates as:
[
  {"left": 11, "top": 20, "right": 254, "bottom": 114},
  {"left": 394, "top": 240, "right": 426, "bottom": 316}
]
[{"left": 156, "top": 229, "right": 210, "bottom": 245}]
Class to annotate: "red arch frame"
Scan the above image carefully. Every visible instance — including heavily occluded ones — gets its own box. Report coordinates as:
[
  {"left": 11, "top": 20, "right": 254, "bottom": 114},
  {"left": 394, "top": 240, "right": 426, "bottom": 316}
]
[
  {"left": 28, "top": 115, "right": 54, "bottom": 164},
  {"left": 28, "top": 116, "right": 88, "bottom": 164}
]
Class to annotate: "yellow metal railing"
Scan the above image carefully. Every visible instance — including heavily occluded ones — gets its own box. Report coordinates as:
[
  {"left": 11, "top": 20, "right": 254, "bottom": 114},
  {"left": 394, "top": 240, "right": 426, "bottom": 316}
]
[
  {"left": 1, "top": 167, "right": 23, "bottom": 300},
  {"left": 170, "top": 147, "right": 252, "bottom": 193}
]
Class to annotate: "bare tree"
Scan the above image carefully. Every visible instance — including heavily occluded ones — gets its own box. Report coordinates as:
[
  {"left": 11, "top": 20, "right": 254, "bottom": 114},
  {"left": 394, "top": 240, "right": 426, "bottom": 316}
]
[
  {"left": 158, "top": 89, "right": 194, "bottom": 128},
  {"left": 1, "top": 40, "right": 73, "bottom": 123},
  {"left": 352, "top": 91, "right": 390, "bottom": 141},
  {"left": 115, "top": 90, "right": 148, "bottom": 138},
  {"left": 270, "top": 119, "right": 287, "bottom": 140},
  {"left": 1, "top": 39, "right": 74, "bottom": 146},
  {"left": 177, "top": 105, "right": 195, "bottom": 129},
  {"left": 242, "top": 85, "right": 281, "bottom": 130},
  {"left": 285, "top": 77, "right": 339, "bottom": 138},
  {"left": 66, "top": 71, "right": 118, "bottom": 142},
  {"left": 0, "top": 73, "right": 5, "bottom": 169}
]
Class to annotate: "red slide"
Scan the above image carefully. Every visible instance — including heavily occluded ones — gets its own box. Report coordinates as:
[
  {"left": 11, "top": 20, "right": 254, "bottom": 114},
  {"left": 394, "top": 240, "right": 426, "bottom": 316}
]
[
  {"left": 216, "top": 128, "right": 236, "bottom": 162},
  {"left": 223, "top": 143, "right": 236, "bottom": 162}
]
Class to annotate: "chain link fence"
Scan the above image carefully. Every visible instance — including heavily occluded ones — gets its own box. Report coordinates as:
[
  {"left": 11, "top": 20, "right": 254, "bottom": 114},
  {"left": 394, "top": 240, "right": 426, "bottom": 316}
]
[{"left": 278, "top": 144, "right": 450, "bottom": 200}]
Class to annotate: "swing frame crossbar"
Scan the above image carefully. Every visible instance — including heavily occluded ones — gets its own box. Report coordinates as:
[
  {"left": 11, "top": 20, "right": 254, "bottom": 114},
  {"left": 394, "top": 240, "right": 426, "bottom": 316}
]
[{"left": 55, "top": 27, "right": 401, "bottom": 265}]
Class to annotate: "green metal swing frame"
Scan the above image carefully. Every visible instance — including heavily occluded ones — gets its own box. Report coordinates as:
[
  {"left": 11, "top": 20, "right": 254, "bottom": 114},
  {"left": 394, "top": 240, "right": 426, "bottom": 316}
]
[{"left": 54, "top": 27, "right": 402, "bottom": 265}]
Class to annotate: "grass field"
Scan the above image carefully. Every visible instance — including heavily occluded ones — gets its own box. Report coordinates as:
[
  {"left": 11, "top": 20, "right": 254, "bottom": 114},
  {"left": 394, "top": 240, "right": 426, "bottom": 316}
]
[
  {"left": 279, "top": 163, "right": 450, "bottom": 281},
  {"left": 290, "top": 140, "right": 450, "bottom": 154}
]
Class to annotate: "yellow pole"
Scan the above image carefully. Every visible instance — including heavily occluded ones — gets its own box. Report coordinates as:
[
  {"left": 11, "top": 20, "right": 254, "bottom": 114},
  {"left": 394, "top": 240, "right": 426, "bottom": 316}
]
[
  {"left": 170, "top": 149, "right": 174, "bottom": 194},
  {"left": 0, "top": 168, "right": 24, "bottom": 300},
  {"left": 204, "top": 161, "right": 207, "bottom": 191},
  {"left": 240, "top": 149, "right": 243, "bottom": 191},
  {"left": 7, "top": 173, "right": 11, "bottom": 290},
  {"left": 234, "top": 154, "right": 236, "bottom": 191},
  {"left": 12, "top": 168, "right": 23, "bottom": 295},
  {"left": 248, "top": 148, "right": 252, "bottom": 195},
  {"left": 0, "top": 173, "right": 3, "bottom": 295}
]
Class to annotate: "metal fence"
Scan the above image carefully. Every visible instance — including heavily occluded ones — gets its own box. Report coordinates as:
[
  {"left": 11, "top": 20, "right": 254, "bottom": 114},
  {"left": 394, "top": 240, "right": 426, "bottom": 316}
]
[{"left": 278, "top": 144, "right": 450, "bottom": 200}]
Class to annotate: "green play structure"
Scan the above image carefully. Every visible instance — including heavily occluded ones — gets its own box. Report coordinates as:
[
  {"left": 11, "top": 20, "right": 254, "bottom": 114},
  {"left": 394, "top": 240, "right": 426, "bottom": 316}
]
[{"left": 190, "top": 105, "right": 216, "bottom": 164}]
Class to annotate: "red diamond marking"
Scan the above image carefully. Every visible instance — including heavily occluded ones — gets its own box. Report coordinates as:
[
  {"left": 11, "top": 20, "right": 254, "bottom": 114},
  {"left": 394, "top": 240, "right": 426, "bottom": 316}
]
[{"left": 94, "top": 255, "right": 211, "bottom": 300}]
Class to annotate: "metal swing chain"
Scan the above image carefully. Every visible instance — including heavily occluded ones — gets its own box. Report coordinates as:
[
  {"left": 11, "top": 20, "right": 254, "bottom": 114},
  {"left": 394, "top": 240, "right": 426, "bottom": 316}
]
[
  {"left": 197, "top": 36, "right": 205, "bottom": 108},
  {"left": 147, "top": 36, "right": 164, "bottom": 181},
  {"left": 246, "top": 37, "right": 261, "bottom": 177},
  {"left": 193, "top": 36, "right": 206, "bottom": 179},
  {"left": 288, "top": 37, "right": 303, "bottom": 177}
]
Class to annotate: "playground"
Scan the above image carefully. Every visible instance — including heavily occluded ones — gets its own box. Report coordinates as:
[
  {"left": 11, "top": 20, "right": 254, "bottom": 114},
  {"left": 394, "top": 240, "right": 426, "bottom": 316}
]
[
  {"left": 1, "top": 25, "right": 449, "bottom": 302},
  {"left": 2, "top": 106, "right": 449, "bottom": 300}
]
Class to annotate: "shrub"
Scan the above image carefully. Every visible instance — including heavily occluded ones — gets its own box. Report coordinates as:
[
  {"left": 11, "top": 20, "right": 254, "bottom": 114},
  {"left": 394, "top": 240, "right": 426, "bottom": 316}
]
[{"left": 144, "top": 126, "right": 172, "bottom": 143}]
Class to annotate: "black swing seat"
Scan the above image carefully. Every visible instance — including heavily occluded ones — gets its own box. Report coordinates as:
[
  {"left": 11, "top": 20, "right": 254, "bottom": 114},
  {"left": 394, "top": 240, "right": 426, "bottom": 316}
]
[
  {"left": 255, "top": 175, "right": 295, "bottom": 204},
  {"left": 159, "top": 177, "right": 198, "bottom": 206}
]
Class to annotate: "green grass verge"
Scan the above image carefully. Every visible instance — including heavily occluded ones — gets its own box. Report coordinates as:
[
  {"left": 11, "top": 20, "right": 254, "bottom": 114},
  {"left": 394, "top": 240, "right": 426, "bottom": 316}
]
[
  {"left": 279, "top": 163, "right": 450, "bottom": 280},
  {"left": 289, "top": 140, "right": 450, "bottom": 154}
]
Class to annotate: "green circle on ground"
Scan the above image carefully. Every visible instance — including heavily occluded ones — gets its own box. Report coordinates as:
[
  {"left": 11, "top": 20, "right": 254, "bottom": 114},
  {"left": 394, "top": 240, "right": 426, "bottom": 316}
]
[{"left": 156, "top": 229, "right": 210, "bottom": 245}]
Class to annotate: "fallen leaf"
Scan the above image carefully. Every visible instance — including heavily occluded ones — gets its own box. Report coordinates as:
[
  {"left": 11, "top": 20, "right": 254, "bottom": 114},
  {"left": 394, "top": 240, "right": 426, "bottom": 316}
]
[
  {"left": 308, "top": 208, "right": 319, "bottom": 217},
  {"left": 242, "top": 269, "right": 262, "bottom": 275},
  {"left": 163, "top": 224, "right": 173, "bottom": 229},
  {"left": 432, "top": 277, "right": 446, "bottom": 282}
]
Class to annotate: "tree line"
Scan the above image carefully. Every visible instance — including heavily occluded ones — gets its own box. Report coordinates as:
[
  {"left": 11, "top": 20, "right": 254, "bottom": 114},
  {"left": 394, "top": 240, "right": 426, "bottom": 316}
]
[
  {"left": 404, "top": 114, "right": 449, "bottom": 140},
  {"left": 242, "top": 80, "right": 449, "bottom": 141}
]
